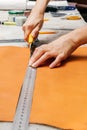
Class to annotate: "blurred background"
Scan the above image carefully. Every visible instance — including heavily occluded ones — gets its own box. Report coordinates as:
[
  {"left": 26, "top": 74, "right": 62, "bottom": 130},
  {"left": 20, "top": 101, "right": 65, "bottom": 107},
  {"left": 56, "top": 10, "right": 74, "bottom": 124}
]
[{"left": 30, "top": 0, "right": 87, "bottom": 22}]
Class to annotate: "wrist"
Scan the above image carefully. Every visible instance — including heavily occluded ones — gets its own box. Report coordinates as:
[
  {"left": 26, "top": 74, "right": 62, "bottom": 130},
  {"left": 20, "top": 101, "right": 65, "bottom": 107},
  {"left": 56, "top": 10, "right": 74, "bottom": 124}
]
[
  {"left": 67, "top": 26, "right": 87, "bottom": 47},
  {"left": 33, "top": 0, "right": 50, "bottom": 14}
]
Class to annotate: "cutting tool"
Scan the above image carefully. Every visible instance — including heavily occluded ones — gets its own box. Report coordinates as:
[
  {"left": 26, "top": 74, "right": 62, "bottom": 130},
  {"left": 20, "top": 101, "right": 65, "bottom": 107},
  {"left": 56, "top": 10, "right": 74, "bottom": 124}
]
[
  {"left": 28, "top": 34, "right": 35, "bottom": 56},
  {"left": 28, "top": 34, "right": 34, "bottom": 45},
  {"left": 28, "top": 34, "right": 41, "bottom": 56},
  {"left": 28, "top": 31, "right": 56, "bottom": 55}
]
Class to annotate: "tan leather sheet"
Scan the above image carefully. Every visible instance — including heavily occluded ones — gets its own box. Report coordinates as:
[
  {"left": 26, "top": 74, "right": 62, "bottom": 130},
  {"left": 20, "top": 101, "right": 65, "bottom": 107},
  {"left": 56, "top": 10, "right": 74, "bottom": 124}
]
[
  {"left": 0, "top": 46, "right": 29, "bottom": 121},
  {"left": 30, "top": 47, "right": 87, "bottom": 130},
  {"left": 0, "top": 46, "right": 87, "bottom": 130}
]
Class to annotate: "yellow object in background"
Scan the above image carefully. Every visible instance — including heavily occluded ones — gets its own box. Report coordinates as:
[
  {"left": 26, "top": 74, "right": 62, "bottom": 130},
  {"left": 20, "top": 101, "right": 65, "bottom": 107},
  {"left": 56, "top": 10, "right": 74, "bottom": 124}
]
[
  {"left": 43, "top": 18, "right": 49, "bottom": 21},
  {"left": 39, "top": 31, "right": 56, "bottom": 34},
  {"left": 2, "top": 21, "right": 16, "bottom": 25},
  {"left": 66, "top": 15, "right": 81, "bottom": 20}
]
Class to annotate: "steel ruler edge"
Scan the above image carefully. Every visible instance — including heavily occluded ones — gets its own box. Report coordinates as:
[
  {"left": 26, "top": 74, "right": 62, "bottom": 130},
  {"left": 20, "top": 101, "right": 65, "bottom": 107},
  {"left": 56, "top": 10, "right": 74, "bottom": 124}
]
[{"left": 12, "top": 66, "right": 36, "bottom": 130}]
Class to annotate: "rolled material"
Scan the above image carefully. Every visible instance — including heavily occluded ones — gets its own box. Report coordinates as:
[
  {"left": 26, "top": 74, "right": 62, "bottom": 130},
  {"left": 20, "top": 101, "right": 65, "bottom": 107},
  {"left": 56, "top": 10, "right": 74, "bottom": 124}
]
[
  {"left": 26, "top": 1, "right": 68, "bottom": 10},
  {"left": 0, "top": 0, "right": 27, "bottom": 10}
]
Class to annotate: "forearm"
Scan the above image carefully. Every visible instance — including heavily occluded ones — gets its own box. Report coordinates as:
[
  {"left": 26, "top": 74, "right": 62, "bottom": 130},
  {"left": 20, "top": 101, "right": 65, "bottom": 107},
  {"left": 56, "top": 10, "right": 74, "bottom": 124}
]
[
  {"left": 32, "top": 0, "right": 50, "bottom": 14},
  {"left": 68, "top": 25, "right": 87, "bottom": 47}
]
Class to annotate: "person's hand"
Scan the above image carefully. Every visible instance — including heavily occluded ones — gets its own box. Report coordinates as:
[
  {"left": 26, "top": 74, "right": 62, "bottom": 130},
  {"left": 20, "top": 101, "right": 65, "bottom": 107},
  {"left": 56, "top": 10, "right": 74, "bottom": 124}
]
[
  {"left": 29, "top": 34, "right": 78, "bottom": 68},
  {"left": 22, "top": 9, "right": 44, "bottom": 41}
]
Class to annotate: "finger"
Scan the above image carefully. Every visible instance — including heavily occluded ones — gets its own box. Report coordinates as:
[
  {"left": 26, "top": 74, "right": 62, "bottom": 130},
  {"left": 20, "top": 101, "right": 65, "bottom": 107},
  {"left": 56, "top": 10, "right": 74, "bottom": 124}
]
[
  {"left": 49, "top": 53, "right": 65, "bottom": 68},
  {"left": 31, "top": 28, "right": 39, "bottom": 39},
  {"left": 22, "top": 26, "right": 31, "bottom": 41},
  {"left": 31, "top": 52, "right": 53, "bottom": 68},
  {"left": 31, "top": 22, "right": 43, "bottom": 38},
  {"left": 22, "top": 23, "right": 34, "bottom": 41},
  {"left": 24, "top": 30, "right": 30, "bottom": 41},
  {"left": 29, "top": 47, "right": 45, "bottom": 66}
]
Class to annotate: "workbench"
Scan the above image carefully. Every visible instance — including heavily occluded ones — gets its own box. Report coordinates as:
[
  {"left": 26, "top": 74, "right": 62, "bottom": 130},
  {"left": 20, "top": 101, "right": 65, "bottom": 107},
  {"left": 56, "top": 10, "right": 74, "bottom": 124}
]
[{"left": 0, "top": 8, "right": 86, "bottom": 130}]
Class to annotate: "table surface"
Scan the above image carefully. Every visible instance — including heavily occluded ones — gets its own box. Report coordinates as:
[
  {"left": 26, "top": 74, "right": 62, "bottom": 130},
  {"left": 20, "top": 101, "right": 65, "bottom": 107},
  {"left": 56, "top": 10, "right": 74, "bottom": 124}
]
[{"left": 0, "top": 9, "right": 86, "bottom": 130}]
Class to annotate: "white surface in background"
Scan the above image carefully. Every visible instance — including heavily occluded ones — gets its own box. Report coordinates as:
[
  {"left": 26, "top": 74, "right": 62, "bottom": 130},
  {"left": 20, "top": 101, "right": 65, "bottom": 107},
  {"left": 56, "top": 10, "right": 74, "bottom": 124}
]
[
  {"left": 0, "top": 0, "right": 27, "bottom": 10},
  {"left": 0, "top": 26, "right": 23, "bottom": 40}
]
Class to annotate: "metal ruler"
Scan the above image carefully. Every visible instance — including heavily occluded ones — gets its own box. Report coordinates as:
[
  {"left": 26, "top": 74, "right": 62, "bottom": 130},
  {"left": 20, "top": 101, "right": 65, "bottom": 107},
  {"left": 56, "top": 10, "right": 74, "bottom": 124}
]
[
  {"left": 12, "top": 37, "right": 39, "bottom": 130},
  {"left": 12, "top": 39, "right": 38, "bottom": 130},
  {"left": 12, "top": 65, "right": 36, "bottom": 130},
  {"left": 10, "top": 39, "right": 42, "bottom": 130}
]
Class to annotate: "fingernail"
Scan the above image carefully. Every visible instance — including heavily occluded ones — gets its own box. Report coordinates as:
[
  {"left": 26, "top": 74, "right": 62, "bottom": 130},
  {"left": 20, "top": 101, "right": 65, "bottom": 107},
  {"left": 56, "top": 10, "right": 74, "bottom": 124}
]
[
  {"left": 32, "top": 63, "right": 37, "bottom": 68},
  {"left": 29, "top": 61, "right": 32, "bottom": 66},
  {"left": 49, "top": 65, "right": 53, "bottom": 69}
]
